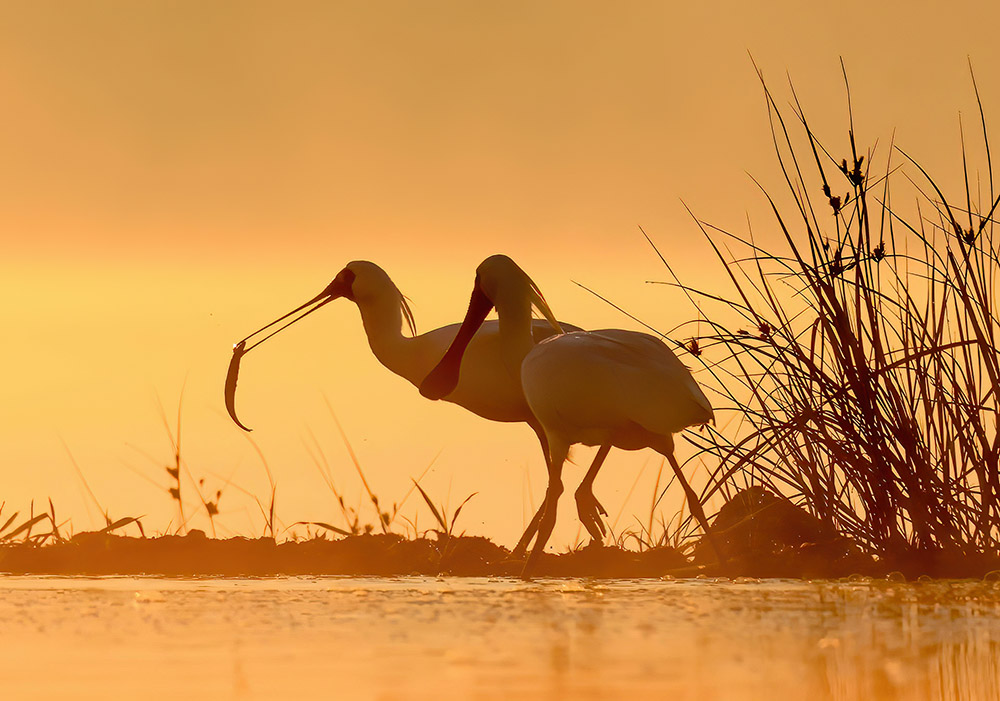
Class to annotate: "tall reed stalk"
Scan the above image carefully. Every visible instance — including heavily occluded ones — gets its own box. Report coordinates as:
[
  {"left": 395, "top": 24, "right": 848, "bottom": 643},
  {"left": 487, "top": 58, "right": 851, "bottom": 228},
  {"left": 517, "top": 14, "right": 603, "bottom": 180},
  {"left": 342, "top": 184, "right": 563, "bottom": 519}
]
[{"left": 669, "top": 63, "right": 1000, "bottom": 565}]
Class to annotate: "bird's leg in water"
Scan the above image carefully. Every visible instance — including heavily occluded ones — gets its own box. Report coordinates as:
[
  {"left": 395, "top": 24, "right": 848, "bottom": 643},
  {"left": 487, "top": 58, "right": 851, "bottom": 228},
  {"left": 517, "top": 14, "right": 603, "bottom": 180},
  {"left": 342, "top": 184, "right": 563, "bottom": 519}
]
[
  {"left": 575, "top": 444, "right": 611, "bottom": 543},
  {"left": 522, "top": 446, "right": 567, "bottom": 576},
  {"left": 511, "top": 425, "right": 552, "bottom": 560},
  {"left": 512, "top": 507, "right": 544, "bottom": 560},
  {"left": 662, "top": 436, "right": 726, "bottom": 567}
]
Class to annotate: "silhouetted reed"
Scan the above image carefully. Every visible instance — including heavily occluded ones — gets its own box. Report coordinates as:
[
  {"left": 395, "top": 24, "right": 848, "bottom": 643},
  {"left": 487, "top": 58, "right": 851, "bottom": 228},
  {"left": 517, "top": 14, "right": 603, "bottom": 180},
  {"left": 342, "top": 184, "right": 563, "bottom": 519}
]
[{"left": 666, "top": 62, "right": 1000, "bottom": 569}]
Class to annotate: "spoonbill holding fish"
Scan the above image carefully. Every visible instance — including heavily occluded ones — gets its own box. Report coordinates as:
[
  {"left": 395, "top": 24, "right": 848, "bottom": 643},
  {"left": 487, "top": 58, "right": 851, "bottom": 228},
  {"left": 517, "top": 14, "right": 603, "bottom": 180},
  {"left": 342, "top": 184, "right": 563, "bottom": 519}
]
[{"left": 225, "top": 261, "right": 580, "bottom": 554}]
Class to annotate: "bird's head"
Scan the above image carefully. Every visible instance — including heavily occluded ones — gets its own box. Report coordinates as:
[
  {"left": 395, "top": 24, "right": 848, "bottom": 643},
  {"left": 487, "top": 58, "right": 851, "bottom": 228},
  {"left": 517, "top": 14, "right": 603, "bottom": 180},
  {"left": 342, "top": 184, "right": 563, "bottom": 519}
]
[{"left": 419, "top": 255, "right": 561, "bottom": 401}]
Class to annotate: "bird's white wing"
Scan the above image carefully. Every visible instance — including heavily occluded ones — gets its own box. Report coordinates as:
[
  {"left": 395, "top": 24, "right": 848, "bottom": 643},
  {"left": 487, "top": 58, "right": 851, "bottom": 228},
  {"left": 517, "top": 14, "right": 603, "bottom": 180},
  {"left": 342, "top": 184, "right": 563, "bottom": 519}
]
[{"left": 525, "top": 330, "right": 712, "bottom": 437}]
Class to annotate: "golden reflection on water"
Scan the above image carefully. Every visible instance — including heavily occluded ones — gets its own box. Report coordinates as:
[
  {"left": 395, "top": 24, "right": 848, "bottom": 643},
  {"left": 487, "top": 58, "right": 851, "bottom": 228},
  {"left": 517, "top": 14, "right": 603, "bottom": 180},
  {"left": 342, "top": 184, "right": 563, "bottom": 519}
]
[
  {"left": 0, "top": 576, "right": 998, "bottom": 700},
  {"left": 812, "top": 579, "right": 1000, "bottom": 701}
]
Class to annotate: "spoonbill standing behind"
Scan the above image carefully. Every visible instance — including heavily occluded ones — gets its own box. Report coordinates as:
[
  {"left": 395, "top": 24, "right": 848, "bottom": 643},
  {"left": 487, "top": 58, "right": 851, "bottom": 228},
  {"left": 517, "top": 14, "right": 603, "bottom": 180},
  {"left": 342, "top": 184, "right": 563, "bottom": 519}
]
[
  {"left": 421, "top": 255, "right": 716, "bottom": 571},
  {"left": 225, "top": 261, "right": 580, "bottom": 552}
]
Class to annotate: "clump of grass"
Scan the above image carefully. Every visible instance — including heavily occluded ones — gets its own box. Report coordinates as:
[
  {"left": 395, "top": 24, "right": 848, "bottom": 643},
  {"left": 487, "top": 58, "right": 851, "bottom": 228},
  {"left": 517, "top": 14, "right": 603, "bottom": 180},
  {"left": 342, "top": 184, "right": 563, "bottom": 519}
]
[
  {"left": 63, "top": 440, "right": 146, "bottom": 538},
  {"left": 156, "top": 392, "right": 186, "bottom": 533},
  {"left": 327, "top": 403, "right": 394, "bottom": 534},
  {"left": 622, "top": 461, "right": 695, "bottom": 553},
  {"left": 600, "top": 459, "right": 697, "bottom": 555},
  {"left": 0, "top": 502, "right": 52, "bottom": 544},
  {"left": 297, "top": 399, "right": 438, "bottom": 540},
  {"left": 663, "top": 61, "right": 1000, "bottom": 567},
  {"left": 0, "top": 498, "right": 141, "bottom": 546},
  {"left": 191, "top": 476, "right": 224, "bottom": 538},
  {"left": 412, "top": 481, "right": 476, "bottom": 541},
  {"left": 242, "top": 434, "right": 278, "bottom": 539},
  {"left": 123, "top": 391, "right": 231, "bottom": 537}
]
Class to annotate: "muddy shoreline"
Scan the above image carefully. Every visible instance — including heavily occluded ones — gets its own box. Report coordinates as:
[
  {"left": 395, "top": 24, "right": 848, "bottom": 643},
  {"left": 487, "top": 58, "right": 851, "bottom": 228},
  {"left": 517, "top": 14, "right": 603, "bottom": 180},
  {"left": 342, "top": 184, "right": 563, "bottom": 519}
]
[
  {"left": 4, "top": 486, "right": 996, "bottom": 579},
  {"left": 1, "top": 528, "right": 989, "bottom": 579}
]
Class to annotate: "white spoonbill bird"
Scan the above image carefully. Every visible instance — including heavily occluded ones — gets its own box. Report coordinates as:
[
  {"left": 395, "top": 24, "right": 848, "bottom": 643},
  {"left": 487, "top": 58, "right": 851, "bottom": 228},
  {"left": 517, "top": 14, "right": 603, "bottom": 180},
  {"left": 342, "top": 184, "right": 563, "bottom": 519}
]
[
  {"left": 421, "top": 255, "right": 717, "bottom": 571},
  {"left": 225, "top": 262, "right": 579, "bottom": 548}
]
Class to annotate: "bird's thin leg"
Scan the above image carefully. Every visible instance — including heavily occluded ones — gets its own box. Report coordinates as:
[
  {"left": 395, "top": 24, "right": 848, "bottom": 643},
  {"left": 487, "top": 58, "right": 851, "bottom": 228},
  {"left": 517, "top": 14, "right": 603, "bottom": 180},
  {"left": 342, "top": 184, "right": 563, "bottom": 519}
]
[
  {"left": 662, "top": 435, "right": 726, "bottom": 567},
  {"left": 511, "top": 425, "right": 551, "bottom": 559},
  {"left": 522, "top": 442, "right": 568, "bottom": 577},
  {"left": 575, "top": 444, "right": 611, "bottom": 544},
  {"left": 512, "top": 507, "right": 544, "bottom": 560}
]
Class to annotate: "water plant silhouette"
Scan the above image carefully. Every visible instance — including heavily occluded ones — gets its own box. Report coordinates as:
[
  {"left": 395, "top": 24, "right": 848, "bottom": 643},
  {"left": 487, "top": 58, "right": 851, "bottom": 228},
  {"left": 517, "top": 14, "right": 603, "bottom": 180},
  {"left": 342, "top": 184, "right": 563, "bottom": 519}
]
[{"left": 661, "top": 60, "right": 1000, "bottom": 574}]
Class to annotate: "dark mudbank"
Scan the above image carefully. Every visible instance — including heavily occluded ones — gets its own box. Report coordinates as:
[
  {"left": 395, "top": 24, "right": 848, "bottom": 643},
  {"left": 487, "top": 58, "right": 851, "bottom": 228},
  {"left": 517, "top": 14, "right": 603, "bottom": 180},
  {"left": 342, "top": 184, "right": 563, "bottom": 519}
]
[
  {"left": 693, "top": 486, "right": 876, "bottom": 578},
  {"left": 1, "top": 489, "right": 993, "bottom": 578},
  {"left": 0, "top": 530, "right": 689, "bottom": 578}
]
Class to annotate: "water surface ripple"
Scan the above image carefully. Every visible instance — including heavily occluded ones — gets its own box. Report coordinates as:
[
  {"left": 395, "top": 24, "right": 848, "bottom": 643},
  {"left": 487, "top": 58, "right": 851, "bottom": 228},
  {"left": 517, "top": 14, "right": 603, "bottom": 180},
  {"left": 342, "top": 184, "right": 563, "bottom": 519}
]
[{"left": 1, "top": 576, "right": 998, "bottom": 700}]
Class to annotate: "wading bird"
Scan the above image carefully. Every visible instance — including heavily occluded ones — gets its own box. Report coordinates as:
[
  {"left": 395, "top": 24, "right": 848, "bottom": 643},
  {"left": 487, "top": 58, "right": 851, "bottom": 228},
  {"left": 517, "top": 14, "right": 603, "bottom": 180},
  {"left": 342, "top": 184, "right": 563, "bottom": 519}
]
[
  {"left": 421, "top": 255, "right": 716, "bottom": 572},
  {"left": 225, "top": 261, "right": 580, "bottom": 555}
]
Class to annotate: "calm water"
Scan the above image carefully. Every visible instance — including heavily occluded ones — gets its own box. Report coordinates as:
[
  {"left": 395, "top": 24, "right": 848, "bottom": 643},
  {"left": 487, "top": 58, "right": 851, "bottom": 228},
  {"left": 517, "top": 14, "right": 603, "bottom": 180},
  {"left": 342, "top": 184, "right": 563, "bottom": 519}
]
[{"left": 1, "top": 576, "right": 998, "bottom": 700}]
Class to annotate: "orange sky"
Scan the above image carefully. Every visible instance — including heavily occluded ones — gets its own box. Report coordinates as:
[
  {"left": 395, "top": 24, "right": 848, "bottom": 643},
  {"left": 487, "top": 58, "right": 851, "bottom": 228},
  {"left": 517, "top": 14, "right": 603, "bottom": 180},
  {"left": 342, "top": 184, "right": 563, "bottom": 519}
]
[{"left": 2, "top": 1, "right": 998, "bottom": 546}]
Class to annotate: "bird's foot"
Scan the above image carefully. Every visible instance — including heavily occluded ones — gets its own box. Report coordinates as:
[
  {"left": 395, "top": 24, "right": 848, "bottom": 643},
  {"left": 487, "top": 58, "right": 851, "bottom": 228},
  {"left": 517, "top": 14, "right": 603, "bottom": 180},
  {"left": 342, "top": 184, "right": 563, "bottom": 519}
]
[{"left": 575, "top": 491, "right": 608, "bottom": 543}]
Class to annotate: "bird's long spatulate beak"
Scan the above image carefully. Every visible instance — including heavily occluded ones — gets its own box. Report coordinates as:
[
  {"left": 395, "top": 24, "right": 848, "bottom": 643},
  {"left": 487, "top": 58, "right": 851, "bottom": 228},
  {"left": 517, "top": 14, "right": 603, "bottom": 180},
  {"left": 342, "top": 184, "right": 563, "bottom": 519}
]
[
  {"left": 225, "top": 285, "right": 340, "bottom": 432},
  {"left": 420, "top": 283, "right": 494, "bottom": 400}
]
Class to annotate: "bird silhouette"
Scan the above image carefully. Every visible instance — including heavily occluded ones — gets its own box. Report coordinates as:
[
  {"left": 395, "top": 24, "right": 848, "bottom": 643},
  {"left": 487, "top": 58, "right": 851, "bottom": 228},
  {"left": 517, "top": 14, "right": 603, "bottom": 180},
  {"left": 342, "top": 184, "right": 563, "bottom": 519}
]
[
  {"left": 421, "top": 255, "right": 717, "bottom": 573},
  {"left": 225, "top": 260, "right": 580, "bottom": 556}
]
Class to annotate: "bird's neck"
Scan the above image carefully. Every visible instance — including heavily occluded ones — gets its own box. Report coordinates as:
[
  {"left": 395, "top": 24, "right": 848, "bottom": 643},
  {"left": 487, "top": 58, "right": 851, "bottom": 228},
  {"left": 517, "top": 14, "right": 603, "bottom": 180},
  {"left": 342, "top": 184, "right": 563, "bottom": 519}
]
[
  {"left": 356, "top": 295, "right": 419, "bottom": 383},
  {"left": 497, "top": 303, "right": 535, "bottom": 380}
]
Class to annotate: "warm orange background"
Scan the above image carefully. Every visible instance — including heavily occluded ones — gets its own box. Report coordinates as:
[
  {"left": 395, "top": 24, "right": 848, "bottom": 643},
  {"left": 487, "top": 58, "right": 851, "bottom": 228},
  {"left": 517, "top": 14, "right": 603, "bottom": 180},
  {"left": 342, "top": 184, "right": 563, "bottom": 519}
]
[{"left": 2, "top": 2, "right": 996, "bottom": 546}]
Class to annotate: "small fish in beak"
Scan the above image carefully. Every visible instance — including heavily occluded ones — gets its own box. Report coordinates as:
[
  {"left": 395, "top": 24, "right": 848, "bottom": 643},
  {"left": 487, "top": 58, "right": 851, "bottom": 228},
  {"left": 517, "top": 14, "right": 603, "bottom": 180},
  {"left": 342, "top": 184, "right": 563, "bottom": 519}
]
[{"left": 225, "top": 269, "right": 355, "bottom": 431}]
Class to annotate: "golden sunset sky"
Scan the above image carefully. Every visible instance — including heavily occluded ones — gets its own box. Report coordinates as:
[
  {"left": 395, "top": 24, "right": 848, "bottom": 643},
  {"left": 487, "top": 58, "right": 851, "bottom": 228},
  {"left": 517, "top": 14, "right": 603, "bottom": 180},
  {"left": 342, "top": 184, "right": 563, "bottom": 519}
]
[{"left": 2, "top": 1, "right": 997, "bottom": 546}]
